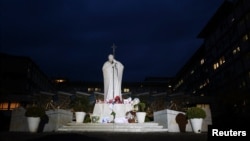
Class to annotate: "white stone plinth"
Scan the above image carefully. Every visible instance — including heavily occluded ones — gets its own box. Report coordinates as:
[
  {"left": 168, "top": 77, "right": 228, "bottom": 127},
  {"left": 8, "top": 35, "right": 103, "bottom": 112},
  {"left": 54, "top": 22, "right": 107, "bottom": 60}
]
[
  {"left": 153, "top": 109, "right": 192, "bottom": 132},
  {"left": 9, "top": 107, "right": 29, "bottom": 132},
  {"left": 43, "top": 109, "right": 73, "bottom": 132},
  {"left": 93, "top": 103, "right": 133, "bottom": 123}
]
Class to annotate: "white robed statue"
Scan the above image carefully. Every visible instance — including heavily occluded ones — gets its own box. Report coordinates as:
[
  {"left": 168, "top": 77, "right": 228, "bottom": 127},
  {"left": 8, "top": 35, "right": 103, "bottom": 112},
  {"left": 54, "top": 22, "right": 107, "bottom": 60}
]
[{"left": 102, "top": 54, "right": 124, "bottom": 101}]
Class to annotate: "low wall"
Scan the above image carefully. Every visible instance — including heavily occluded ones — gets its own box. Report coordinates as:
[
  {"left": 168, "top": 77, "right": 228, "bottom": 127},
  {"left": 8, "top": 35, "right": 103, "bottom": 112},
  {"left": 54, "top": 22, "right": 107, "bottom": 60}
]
[{"left": 9, "top": 107, "right": 73, "bottom": 132}]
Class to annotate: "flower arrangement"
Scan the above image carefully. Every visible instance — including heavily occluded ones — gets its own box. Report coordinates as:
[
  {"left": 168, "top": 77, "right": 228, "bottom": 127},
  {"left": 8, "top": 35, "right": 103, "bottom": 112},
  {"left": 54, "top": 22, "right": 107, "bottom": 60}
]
[
  {"left": 132, "top": 98, "right": 146, "bottom": 112},
  {"left": 106, "top": 96, "right": 123, "bottom": 104},
  {"left": 126, "top": 111, "right": 136, "bottom": 123},
  {"left": 124, "top": 98, "right": 148, "bottom": 123},
  {"left": 114, "top": 96, "right": 122, "bottom": 104}
]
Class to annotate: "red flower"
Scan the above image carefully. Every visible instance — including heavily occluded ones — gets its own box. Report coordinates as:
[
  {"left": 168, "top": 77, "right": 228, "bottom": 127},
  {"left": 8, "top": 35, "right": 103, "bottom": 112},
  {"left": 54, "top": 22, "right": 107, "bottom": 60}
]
[{"left": 114, "top": 96, "right": 122, "bottom": 104}]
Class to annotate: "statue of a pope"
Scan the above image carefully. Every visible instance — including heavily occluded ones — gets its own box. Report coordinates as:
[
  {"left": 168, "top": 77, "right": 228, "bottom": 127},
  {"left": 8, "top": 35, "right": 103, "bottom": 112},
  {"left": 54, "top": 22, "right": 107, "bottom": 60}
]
[{"left": 102, "top": 54, "right": 124, "bottom": 102}]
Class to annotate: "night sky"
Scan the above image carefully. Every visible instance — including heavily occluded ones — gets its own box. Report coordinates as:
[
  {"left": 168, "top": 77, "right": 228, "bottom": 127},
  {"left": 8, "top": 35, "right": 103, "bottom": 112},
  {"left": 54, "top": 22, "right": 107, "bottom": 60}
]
[{"left": 1, "top": 0, "right": 224, "bottom": 82}]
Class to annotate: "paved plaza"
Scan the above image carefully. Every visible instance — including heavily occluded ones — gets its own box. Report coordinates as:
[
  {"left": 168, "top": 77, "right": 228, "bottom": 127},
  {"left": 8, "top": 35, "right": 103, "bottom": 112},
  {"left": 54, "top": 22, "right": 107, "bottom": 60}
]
[{"left": 0, "top": 131, "right": 208, "bottom": 141}]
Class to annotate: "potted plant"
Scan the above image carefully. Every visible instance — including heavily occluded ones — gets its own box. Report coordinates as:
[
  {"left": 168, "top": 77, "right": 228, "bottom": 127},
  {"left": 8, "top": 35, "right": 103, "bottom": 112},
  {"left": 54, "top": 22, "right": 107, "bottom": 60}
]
[
  {"left": 25, "top": 105, "right": 46, "bottom": 133},
  {"left": 70, "top": 96, "right": 89, "bottom": 123},
  {"left": 135, "top": 102, "right": 146, "bottom": 123},
  {"left": 186, "top": 107, "right": 206, "bottom": 133},
  {"left": 175, "top": 113, "right": 188, "bottom": 132}
]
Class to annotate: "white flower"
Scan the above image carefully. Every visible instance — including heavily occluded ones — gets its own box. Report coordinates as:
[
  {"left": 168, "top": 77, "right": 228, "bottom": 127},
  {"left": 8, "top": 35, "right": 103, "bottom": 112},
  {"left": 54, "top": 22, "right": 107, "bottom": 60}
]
[{"left": 132, "top": 98, "right": 140, "bottom": 106}]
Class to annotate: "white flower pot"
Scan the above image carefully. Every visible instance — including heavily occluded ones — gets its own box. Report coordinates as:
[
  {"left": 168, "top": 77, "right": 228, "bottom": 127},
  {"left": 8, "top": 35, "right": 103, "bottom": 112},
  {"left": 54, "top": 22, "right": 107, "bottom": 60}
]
[
  {"left": 75, "top": 112, "right": 86, "bottom": 123},
  {"left": 190, "top": 118, "right": 203, "bottom": 133},
  {"left": 27, "top": 117, "right": 41, "bottom": 133},
  {"left": 136, "top": 112, "right": 146, "bottom": 123}
]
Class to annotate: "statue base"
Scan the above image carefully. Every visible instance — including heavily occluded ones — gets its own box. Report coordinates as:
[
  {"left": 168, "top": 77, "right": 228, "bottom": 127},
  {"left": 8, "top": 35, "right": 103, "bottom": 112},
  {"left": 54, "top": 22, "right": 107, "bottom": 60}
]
[{"left": 92, "top": 103, "right": 133, "bottom": 123}]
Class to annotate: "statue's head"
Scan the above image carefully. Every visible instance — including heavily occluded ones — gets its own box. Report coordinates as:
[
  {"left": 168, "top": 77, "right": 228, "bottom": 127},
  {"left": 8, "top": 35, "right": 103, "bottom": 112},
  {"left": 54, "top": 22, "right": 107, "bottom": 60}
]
[{"left": 108, "top": 54, "right": 114, "bottom": 62}]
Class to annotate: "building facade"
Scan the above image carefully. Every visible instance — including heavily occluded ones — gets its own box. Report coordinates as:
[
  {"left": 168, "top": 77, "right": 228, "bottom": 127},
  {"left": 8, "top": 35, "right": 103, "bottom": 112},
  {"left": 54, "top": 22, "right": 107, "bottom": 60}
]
[
  {"left": 0, "top": 53, "right": 53, "bottom": 131},
  {"left": 171, "top": 0, "right": 250, "bottom": 123}
]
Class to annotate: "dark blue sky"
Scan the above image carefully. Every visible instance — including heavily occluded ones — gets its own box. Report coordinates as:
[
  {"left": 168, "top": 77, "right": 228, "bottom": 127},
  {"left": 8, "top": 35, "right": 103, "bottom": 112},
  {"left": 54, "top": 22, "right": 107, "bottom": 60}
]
[{"left": 1, "top": 0, "right": 224, "bottom": 82}]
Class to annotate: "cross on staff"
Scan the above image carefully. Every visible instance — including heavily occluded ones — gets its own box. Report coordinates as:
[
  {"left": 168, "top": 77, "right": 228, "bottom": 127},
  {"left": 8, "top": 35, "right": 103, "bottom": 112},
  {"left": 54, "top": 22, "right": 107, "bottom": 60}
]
[
  {"left": 111, "top": 43, "right": 117, "bottom": 99},
  {"left": 111, "top": 43, "right": 117, "bottom": 58}
]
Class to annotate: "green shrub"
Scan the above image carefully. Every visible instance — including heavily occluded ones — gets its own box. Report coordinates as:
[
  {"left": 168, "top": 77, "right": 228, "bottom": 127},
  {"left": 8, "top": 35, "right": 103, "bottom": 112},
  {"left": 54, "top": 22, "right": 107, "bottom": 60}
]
[
  {"left": 186, "top": 107, "right": 206, "bottom": 119},
  {"left": 70, "top": 96, "right": 89, "bottom": 112},
  {"left": 25, "top": 106, "right": 46, "bottom": 118},
  {"left": 134, "top": 102, "right": 146, "bottom": 112}
]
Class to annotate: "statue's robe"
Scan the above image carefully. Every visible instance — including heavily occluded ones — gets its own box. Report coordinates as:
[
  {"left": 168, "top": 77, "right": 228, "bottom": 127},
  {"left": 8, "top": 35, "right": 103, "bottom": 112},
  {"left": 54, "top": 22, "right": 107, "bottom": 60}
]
[{"left": 102, "top": 60, "right": 124, "bottom": 101}]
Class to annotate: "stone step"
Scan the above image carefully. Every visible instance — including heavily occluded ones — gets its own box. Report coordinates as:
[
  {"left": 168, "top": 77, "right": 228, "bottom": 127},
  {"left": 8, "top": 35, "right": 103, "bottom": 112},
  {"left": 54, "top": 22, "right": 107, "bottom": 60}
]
[
  {"left": 57, "top": 122, "right": 168, "bottom": 132},
  {"left": 58, "top": 128, "right": 168, "bottom": 132},
  {"left": 62, "top": 125, "right": 164, "bottom": 129},
  {"left": 67, "top": 122, "right": 162, "bottom": 127}
]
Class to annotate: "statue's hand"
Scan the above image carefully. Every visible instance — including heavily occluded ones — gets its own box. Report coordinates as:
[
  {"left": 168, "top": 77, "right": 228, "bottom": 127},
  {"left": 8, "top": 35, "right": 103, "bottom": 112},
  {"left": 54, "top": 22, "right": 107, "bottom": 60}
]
[
  {"left": 113, "top": 59, "right": 117, "bottom": 63},
  {"left": 112, "top": 60, "right": 117, "bottom": 67}
]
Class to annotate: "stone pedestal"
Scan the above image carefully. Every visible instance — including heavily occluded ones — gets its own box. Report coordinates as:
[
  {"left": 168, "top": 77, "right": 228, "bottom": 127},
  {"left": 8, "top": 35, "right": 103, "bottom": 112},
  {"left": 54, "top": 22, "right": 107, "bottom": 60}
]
[
  {"left": 153, "top": 109, "right": 192, "bottom": 132},
  {"left": 43, "top": 109, "right": 73, "bottom": 132},
  {"left": 92, "top": 103, "right": 133, "bottom": 123},
  {"left": 9, "top": 107, "right": 29, "bottom": 132}
]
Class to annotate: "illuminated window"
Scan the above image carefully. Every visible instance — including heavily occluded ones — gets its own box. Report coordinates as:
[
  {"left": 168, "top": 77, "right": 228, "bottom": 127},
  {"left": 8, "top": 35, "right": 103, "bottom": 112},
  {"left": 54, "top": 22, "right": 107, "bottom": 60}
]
[
  {"left": 123, "top": 88, "right": 130, "bottom": 93},
  {"left": 88, "top": 88, "right": 94, "bottom": 92},
  {"left": 237, "top": 47, "right": 240, "bottom": 51},
  {"left": 190, "top": 70, "right": 194, "bottom": 74},
  {"left": 243, "top": 34, "right": 249, "bottom": 41},
  {"left": 94, "top": 88, "right": 101, "bottom": 92},
  {"left": 233, "top": 46, "right": 240, "bottom": 54},
  {"left": 174, "top": 79, "right": 184, "bottom": 89},
  {"left": 9, "top": 102, "right": 20, "bottom": 110},
  {"left": 206, "top": 78, "right": 210, "bottom": 84},
  {"left": 219, "top": 56, "right": 225, "bottom": 65},
  {"left": 0, "top": 102, "right": 9, "bottom": 110},
  {"left": 199, "top": 81, "right": 207, "bottom": 89},
  {"left": 214, "top": 56, "right": 225, "bottom": 70},
  {"left": 55, "top": 79, "right": 66, "bottom": 83},
  {"left": 200, "top": 59, "right": 205, "bottom": 65},
  {"left": 213, "top": 62, "right": 219, "bottom": 70},
  {"left": 0, "top": 102, "right": 20, "bottom": 110},
  {"left": 233, "top": 49, "right": 237, "bottom": 54}
]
